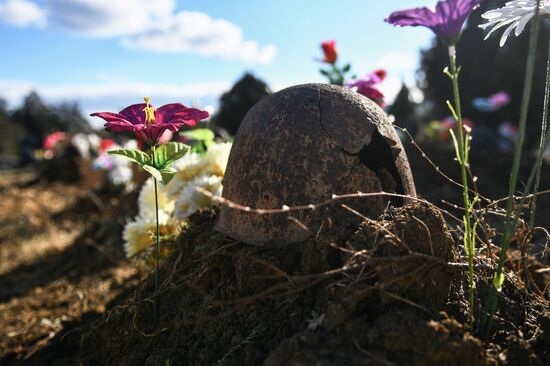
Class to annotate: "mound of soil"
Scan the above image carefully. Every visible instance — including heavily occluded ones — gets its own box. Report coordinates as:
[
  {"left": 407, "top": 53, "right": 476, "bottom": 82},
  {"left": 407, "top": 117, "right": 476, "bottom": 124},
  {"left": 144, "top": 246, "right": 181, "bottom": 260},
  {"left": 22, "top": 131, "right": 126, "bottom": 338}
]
[
  {"left": 37, "top": 203, "right": 549, "bottom": 365},
  {"left": 0, "top": 170, "right": 141, "bottom": 365}
]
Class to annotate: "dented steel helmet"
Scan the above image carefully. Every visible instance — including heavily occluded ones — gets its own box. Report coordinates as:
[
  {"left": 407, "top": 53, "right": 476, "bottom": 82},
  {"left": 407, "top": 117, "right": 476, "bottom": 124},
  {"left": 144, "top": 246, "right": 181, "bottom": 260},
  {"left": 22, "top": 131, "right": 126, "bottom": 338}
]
[{"left": 215, "top": 83, "right": 416, "bottom": 245}]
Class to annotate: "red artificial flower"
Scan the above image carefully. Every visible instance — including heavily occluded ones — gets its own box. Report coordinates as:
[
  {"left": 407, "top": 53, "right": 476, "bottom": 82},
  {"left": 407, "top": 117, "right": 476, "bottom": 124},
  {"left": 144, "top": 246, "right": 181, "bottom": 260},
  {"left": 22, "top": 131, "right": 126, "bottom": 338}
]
[
  {"left": 99, "top": 138, "right": 116, "bottom": 152},
  {"left": 374, "top": 69, "right": 387, "bottom": 81},
  {"left": 321, "top": 40, "right": 338, "bottom": 64}
]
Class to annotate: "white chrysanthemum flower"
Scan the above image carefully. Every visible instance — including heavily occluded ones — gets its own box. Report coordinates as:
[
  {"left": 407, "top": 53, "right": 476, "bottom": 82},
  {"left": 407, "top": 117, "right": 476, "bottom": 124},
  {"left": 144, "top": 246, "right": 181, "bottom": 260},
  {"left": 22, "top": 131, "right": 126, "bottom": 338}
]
[
  {"left": 167, "top": 141, "right": 233, "bottom": 198},
  {"left": 204, "top": 141, "right": 232, "bottom": 177},
  {"left": 167, "top": 151, "right": 210, "bottom": 197},
  {"left": 138, "top": 177, "right": 175, "bottom": 218},
  {"left": 174, "top": 175, "right": 223, "bottom": 219},
  {"left": 123, "top": 211, "right": 179, "bottom": 258},
  {"left": 480, "top": 0, "right": 550, "bottom": 46}
]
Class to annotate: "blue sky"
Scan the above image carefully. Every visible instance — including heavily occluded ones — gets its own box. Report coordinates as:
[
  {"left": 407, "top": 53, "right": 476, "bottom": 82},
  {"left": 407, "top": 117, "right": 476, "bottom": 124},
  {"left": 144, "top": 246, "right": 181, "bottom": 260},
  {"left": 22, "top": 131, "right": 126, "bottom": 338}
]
[{"left": 0, "top": 0, "right": 438, "bottom": 126}]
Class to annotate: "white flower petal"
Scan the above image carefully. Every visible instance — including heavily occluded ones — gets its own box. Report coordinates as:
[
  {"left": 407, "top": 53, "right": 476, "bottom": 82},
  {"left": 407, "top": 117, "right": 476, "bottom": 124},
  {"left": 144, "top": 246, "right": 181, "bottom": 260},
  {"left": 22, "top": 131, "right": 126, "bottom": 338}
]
[
  {"left": 514, "top": 12, "right": 535, "bottom": 36},
  {"left": 480, "top": 0, "right": 547, "bottom": 46},
  {"left": 138, "top": 177, "right": 175, "bottom": 218},
  {"left": 174, "top": 175, "right": 223, "bottom": 219},
  {"left": 123, "top": 212, "right": 179, "bottom": 258}
]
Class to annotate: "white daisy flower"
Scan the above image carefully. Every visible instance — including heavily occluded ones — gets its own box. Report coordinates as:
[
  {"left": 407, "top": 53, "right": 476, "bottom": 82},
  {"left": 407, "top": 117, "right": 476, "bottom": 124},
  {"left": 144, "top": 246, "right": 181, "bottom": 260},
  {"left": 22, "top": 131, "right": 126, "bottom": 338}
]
[
  {"left": 174, "top": 175, "right": 223, "bottom": 219},
  {"left": 480, "top": 0, "right": 550, "bottom": 46},
  {"left": 138, "top": 177, "right": 175, "bottom": 218},
  {"left": 123, "top": 211, "right": 179, "bottom": 258}
]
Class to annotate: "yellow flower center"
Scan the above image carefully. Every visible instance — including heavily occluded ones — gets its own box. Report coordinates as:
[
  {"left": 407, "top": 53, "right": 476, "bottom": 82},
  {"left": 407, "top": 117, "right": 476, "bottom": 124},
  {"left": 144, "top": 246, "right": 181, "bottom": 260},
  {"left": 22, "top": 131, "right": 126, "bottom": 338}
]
[{"left": 143, "top": 96, "right": 156, "bottom": 125}]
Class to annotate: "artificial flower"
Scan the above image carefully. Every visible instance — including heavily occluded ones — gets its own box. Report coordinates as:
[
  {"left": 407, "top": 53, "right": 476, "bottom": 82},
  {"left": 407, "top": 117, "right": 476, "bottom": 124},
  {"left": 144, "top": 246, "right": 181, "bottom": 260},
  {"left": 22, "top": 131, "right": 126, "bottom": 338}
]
[
  {"left": 43, "top": 131, "right": 66, "bottom": 150},
  {"left": 107, "top": 161, "right": 133, "bottom": 186},
  {"left": 138, "top": 177, "right": 175, "bottom": 218},
  {"left": 346, "top": 69, "right": 387, "bottom": 107},
  {"left": 203, "top": 141, "right": 232, "bottom": 177},
  {"left": 91, "top": 97, "right": 209, "bottom": 146},
  {"left": 440, "top": 116, "right": 475, "bottom": 141},
  {"left": 174, "top": 175, "right": 223, "bottom": 219},
  {"left": 320, "top": 40, "right": 338, "bottom": 64},
  {"left": 480, "top": 0, "right": 550, "bottom": 46},
  {"left": 167, "top": 151, "right": 211, "bottom": 197},
  {"left": 71, "top": 133, "right": 101, "bottom": 158},
  {"left": 473, "top": 91, "right": 511, "bottom": 112},
  {"left": 385, "top": 0, "right": 481, "bottom": 45},
  {"left": 167, "top": 141, "right": 232, "bottom": 197},
  {"left": 123, "top": 211, "right": 179, "bottom": 258},
  {"left": 99, "top": 138, "right": 116, "bottom": 153}
]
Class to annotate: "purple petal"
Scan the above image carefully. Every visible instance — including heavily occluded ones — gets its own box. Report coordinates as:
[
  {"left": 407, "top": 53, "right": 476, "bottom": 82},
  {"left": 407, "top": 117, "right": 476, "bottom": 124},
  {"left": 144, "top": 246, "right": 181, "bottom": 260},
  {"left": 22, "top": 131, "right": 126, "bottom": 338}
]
[
  {"left": 119, "top": 103, "right": 148, "bottom": 125},
  {"left": 385, "top": 0, "right": 480, "bottom": 43},
  {"left": 135, "top": 125, "right": 172, "bottom": 145},
  {"left": 385, "top": 7, "right": 438, "bottom": 28},
  {"left": 90, "top": 112, "right": 140, "bottom": 132},
  {"left": 90, "top": 111, "right": 130, "bottom": 124},
  {"left": 104, "top": 120, "right": 143, "bottom": 132},
  {"left": 155, "top": 103, "right": 209, "bottom": 125}
]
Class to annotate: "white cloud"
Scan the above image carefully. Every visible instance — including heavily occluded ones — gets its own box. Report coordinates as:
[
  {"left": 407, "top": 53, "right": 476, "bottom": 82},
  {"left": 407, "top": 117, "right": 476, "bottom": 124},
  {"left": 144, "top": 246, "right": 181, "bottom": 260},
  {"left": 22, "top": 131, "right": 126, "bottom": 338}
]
[
  {"left": 45, "top": 0, "right": 174, "bottom": 37},
  {"left": 0, "top": 0, "right": 277, "bottom": 64},
  {"left": 122, "top": 11, "right": 277, "bottom": 64},
  {"left": 0, "top": 0, "right": 46, "bottom": 27}
]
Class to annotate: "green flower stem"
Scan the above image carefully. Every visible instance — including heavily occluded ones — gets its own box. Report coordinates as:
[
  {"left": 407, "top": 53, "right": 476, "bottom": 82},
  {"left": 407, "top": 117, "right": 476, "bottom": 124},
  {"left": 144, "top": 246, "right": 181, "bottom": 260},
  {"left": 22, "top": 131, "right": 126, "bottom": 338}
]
[
  {"left": 448, "top": 45, "right": 476, "bottom": 329},
  {"left": 152, "top": 145, "right": 160, "bottom": 322},
  {"left": 529, "top": 39, "right": 550, "bottom": 236},
  {"left": 330, "top": 63, "right": 344, "bottom": 86},
  {"left": 517, "top": 38, "right": 550, "bottom": 284},
  {"left": 483, "top": 2, "right": 542, "bottom": 339}
]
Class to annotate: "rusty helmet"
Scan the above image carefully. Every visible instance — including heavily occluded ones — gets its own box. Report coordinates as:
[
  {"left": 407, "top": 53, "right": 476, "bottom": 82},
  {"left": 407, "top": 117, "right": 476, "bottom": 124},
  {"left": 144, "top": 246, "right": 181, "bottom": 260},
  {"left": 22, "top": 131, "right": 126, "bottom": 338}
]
[{"left": 215, "top": 83, "right": 416, "bottom": 245}]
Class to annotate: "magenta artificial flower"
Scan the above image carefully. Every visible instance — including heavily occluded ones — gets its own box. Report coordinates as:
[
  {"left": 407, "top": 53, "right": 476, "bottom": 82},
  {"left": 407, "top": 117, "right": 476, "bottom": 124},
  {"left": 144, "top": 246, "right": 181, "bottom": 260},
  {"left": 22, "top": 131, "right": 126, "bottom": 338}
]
[
  {"left": 385, "top": 0, "right": 481, "bottom": 45},
  {"left": 91, "top": 97, "right": 209, "bottom": 146},
  {"left": 43, "top": 131, "right": 67, "bottom": 150},
  {"left": 346, "top": 69, "right": 387, "bottom": 107}
]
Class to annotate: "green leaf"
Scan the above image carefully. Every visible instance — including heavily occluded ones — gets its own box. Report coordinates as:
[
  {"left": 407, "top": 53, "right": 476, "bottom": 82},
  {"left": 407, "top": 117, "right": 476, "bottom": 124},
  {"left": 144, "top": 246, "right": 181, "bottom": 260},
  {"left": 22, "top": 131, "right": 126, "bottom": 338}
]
[
  {"left": 142, "top": 165, "right": 178, "bottom": 185},
  {"left": 446, "top": 100, "right": 459, "bottom": 121},
  {"left": 449, "top": 129, "right": 462, "bottom": 164},
  {"left": 143, "top": 165, "right": 163, "bottom": 182},
  {"left": 159, "top": 166, "right": 177, "bottom": 185},
  {"left": 154, "top": 142, "right": 190, "bottom": 169},
  {"left": 342, "top": 64, "right": 351, "bottom": 73},
  {"left": 181, "top": 128, "right": 215, "bottom": 143},
  {"left": 463, "top": 216, "right": 472, "bottom": 257},
  {"left": 320, "top": 69, "right": 330, "bottom": 76},
  {"left": 493, "top": 272, "right": 505, "bottom": 292},
  {"left": 108, "top": 148, "right": 151, "bottom": 166}
]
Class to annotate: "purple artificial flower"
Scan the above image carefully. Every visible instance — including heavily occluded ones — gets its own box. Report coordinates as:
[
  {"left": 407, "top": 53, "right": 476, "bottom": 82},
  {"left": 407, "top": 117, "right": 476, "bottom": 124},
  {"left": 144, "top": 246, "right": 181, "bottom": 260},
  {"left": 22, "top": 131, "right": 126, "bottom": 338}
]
[
  {"left": 489, "top": 91, "right": 511, "bottom": 109},
  {"left": 385, "top": 0, "right": 481, "bottom": 45},
  {"left": 91, "top": 97, "right": 209, "bottom": 146},
  {"left": 346, "top": 69, "right": 387, "bottom": 107}
]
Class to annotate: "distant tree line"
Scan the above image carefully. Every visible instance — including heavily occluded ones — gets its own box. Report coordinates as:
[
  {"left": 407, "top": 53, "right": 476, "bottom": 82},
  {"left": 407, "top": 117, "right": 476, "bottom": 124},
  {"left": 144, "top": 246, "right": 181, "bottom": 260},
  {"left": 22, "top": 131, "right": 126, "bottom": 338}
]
[{"left": 0, "top": 92, "right": 91, "bottom": 163}]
